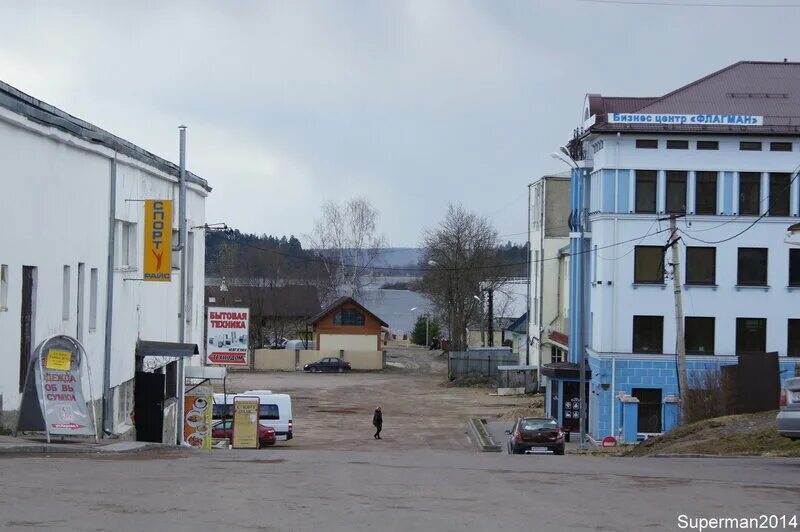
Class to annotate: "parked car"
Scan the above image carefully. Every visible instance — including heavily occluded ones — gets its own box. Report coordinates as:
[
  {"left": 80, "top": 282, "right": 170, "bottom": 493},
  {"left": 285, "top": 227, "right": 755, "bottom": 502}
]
[
  {"left": 213, "top": 392, "right": 294, "bottom": 441},
  {"left": 285, "top": 339, "right": 315, "bottom": 351},
  {"left": 506, "top": 417, "right": 565, "bottom": 455},
  {"left": 303, "top": 357, "right": 351, "bottom": 373},
  {"left": 777, "top": 377, "right": 800, "bottom": 440},
  {"left": 212, "top": 419, "right": 276, "bottom": 447}
]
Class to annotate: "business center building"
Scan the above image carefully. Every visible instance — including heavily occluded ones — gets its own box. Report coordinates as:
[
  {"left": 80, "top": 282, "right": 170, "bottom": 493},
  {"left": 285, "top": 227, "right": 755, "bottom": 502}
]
[{"left": 544, "top": 61, "right": 800, "bottom": 440}]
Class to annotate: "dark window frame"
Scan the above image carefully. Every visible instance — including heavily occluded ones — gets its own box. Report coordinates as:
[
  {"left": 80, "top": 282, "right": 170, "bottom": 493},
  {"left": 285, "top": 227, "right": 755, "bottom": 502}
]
[
  {"left": 736, "top": 317, "right": 767, "bottom": 355},
  {"left": 685, "top": 317, "right": 715, "bottom": 355},
  {"left": 665, "top": 170, "right": 688, "bottom": 214},
  {"left": 633, "top": 315, "right": 664, "bottom": 354},
  {"left": 333, "top": 308, "right": 366, "bottom": 326},
  {"left": 770, "top": 142, "right": 793, "bottom": 152},
  {"left": 635, "top": 139, "right": 659, "bottom": 149},
  {"left": 635, "top": 170, "right": 658, "bottom": 214},
  {"left": 768, "top": 173, "right": 791, "bottom": 217},
  {"left": 694, "top": 171, "right": 718, "bottom": 215},
  {"left": 740, "top": 141, "right": 762, "bottom": 151},
  {"left": 789, "top": 319, "right": 800, "bottom": 357},
  {"left": 666, "top": 140, "right": 689, "bottom": 150},
  {"left": 697, "top": 140, "right": 719, "bottom": 150},
  {"left": 737, "top": 247, "right": 768, "bottom": 287},
  {"left": 634, "top": 246, "right": 665, "bottom": 284},
  {"left": 738, "top": 172, "right": 761, "bottom": 216},
  {"left": 791, "top": 249, "right": 800, "bottom": 287},
  {"left": 685, "top": 247, "right": 716, "bottom": 285}
]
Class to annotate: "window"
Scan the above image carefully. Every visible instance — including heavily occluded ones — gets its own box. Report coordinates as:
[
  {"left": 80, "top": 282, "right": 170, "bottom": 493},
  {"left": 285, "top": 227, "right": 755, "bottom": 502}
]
[
  {"left": 115, "top": 379, "right": 134, "bottom": 426},
  {"left": 736, "top": 318, "right": 766, "bottom": 355},
  {"left": 259, "top": 404, "right": 280, "bottom": 420},
  {"left": 62, "top": 265, "right": 71, "bottom": 321},
  {"left": 334, "top": 308, "right": 365, "bottom": 326},
  {"left": 666, "top": 171, "right": 687, "bottom": 213},
  {"left": 791, "top": 249, "right": 800, "bottom": 287},
  {"left": 171, "top": 229, "right": 180, "bottom": 270},
  {"left": 685, "top": 317, "right": 715, "bottom": 354},
  {"left": 770, "top": 142, "right": 792, "bottom": 152},
  {"left": 768, "top": 173, "right": 791, "bottom": 216},
  {"left": 635, "top": 170, "right": 657, "bottom": 213},
  {"left": 634, "top": 246, "right": 664, "bottom": 284},
  {"left": 685, "top": 247, "right": 716, "bottom": 285},
  {"left": 165, "top": 361, "right": 177, "bottom": 399},
  {"left": 632, "top": 388, "right": 662, "bottom": 433},
  {"left": 667, "top": 140, "right": 689, "bottom": 150},
  {"left": 697, "top": 140, "right": 719, "bottom": 150},
  {"left": 550, "top": 346, "right": 564, "bottom": 363},
  {"left": 636, "top": 139, "right": 658, "bottom": 149},
  {"left": 695, "top": 171, "right": 718, "bottom": 215},
  {"left": 789, "top": 319, "right": 800, "bottom": 357},
  {"left": 740, "top": 141, "right": 762, "bottom": 151},
  {"left": 117, "top": 221, "right": 137, "bottom": 269},
  {"left": 89, "top": 268, "right": 98, "bottom": 330},
  {"left": 0, "top": 264, "right": 7, "bottom": 310},
  {"left": 737, "top": 248, "right": 768, "bottom": 286},
  {"left": 633, "top": 315, "right": 663, "bottom": 353},
  {"left": 738, "top": 172, "right": 761, "bottom": 215}
]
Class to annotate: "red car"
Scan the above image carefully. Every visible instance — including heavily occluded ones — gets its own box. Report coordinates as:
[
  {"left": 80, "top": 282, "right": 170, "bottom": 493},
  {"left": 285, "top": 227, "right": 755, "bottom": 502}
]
[{"left": 212, "top": 420, "right": 277, "bottom": 447}]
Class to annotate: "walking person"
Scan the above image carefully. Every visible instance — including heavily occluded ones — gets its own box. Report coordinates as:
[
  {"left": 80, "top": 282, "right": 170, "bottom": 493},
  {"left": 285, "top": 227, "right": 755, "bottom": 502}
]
[{"left": 372, "top": 406, "right": 383, "bottom": 439}]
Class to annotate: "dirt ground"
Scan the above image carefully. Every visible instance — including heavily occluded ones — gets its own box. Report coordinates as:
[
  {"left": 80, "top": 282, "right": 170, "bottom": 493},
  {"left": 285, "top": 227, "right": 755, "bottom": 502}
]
[{"left": 225, "top": 345, "right": 539, "bottom": 451}]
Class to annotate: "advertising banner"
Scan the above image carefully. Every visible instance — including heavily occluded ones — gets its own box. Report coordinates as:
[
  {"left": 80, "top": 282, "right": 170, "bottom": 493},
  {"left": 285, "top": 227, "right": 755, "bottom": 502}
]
[
  {"left": 206, "top": 307, "right": 250, "bottom": 365},
  {"left": 184, "top": 385, "right": 213, "bottom": 449},
  {"left": 17, "top": 335, "right": 98, "bottom": 440},
  {"left": 607, "top": 113, "right": 764, "bottom": 126},
  {"left": 232, "top": 396, "right": 260, "bottom": 449},
  {"left": 143, "top": 199, "right": 173, "bottom": 282}
]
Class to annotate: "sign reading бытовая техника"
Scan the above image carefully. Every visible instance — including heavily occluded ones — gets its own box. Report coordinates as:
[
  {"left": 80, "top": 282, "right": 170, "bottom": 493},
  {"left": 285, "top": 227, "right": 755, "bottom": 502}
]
[
  {"left": 206, "top": 307, "right": 250, "bottom": 365},
  {"left": 608, "top": 113, "right": 764, "bottom": 126}
]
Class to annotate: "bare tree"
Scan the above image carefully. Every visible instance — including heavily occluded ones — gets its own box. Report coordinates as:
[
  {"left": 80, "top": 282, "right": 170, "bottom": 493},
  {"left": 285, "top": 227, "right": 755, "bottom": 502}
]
[
  {"left": 307, "top": 198, "right": 386, "bottom": 304},
  {"left": 419, "top": 204, "right": 505, "bottom": 351}
]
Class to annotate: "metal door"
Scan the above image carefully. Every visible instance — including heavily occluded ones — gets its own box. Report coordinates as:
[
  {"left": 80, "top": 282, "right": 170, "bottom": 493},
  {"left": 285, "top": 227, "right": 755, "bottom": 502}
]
[
  {"left": 134, "top": 371, "right": 165, "bottom": 442},
  {"left": 19, "top": 266, "right": 35, "bottom": 391}
]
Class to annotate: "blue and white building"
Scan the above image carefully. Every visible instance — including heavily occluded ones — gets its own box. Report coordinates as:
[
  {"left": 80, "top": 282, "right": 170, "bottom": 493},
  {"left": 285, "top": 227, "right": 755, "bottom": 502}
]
[{"left": 543, "top": 61, "right": 800, "bottom": 441}]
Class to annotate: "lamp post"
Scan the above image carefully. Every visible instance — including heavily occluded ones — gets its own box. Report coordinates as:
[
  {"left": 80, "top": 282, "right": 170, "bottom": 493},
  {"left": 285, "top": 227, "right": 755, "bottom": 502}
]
[{"left": 551, "top": 148, "right": 588, "bottom": 451}]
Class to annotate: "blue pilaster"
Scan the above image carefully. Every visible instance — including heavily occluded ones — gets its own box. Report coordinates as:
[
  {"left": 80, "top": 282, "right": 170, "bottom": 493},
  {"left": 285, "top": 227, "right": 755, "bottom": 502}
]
[
  {"left": 663, "top": 395, "right": 680, "bottom": 432},
  {"left": 621, "top": 395, "right": 639, "bottom": 443}
]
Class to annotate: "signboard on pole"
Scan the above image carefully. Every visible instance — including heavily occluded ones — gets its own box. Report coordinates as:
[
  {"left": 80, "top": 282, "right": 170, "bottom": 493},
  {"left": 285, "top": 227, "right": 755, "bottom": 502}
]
[
  {"left": 232, "top": 396, "right": 259, "bottom": 449},
  {"left": 17, "top": 335, "right": 98, "bottom": 441},
  {"left": 184, "top": 384, "right": 213, "bottom": 449},
  {"left": 206, "top": 307, "right": 249, "bottom": 365},
  {"left": 143, "top": 199, "right": 173, "bottom": 282}
]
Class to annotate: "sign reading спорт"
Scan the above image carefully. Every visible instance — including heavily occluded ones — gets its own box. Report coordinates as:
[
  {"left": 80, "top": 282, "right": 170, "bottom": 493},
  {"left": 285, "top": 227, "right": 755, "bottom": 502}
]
[{"left": 608, "top": 113, "right": 764, "bottom": 126}]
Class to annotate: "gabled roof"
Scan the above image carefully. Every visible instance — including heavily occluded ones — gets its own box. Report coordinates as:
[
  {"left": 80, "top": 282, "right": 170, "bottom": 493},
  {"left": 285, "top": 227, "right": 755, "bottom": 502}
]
[
  {"left": 310, "top": 296, "right": 389, "bottom": 327},
  {"left": 505, "top": 313, "right": 528, "bottom": 334},
  {"left": 587, "top": 61, "right": 800, "bottom": 135}
]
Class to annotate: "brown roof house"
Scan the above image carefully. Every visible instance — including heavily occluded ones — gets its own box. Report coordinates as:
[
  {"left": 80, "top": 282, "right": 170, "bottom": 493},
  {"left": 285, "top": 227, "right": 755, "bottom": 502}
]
[
  {"left": 310, "top": 297, "right": 388, "bottom": 352},
  {"left": 205, "top": 285, "right": 320, "bottom": 347}
]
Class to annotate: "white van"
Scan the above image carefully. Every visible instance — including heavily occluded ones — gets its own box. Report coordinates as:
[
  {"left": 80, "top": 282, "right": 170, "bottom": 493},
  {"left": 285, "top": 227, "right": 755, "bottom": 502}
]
[{"left": 242, "top": 390, "right": 294, "bottom": 441}]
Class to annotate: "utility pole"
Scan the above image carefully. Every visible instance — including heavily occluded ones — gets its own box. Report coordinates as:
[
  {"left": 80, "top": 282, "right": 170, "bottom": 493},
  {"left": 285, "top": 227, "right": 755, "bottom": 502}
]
[
  {"left": 487, "top": 288, "right": 494, "bottom": 347},
  {"left": 667, "top": 215, "right": 689, "bottom": 418}
]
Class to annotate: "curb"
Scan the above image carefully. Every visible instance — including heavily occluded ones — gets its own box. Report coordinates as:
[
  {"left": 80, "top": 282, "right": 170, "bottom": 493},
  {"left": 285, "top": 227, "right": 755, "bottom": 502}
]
[
  {"left": 651, "top": 453, "right": 786, "bottom": 459},
  {"left": 0, "top": 441, "right": 166, "bottom": 455},
  {"left": 468, "top": 418, "right": 502, "bottom": 453}
]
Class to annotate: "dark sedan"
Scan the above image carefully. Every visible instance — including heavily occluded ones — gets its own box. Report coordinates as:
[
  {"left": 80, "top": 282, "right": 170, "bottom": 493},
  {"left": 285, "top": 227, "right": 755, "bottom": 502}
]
[
  {"left": 303, "top": 357, "right": 352, "bottom": 373},
  {"left": 506, "top": 417, "right": 565, "bottom": 455}
]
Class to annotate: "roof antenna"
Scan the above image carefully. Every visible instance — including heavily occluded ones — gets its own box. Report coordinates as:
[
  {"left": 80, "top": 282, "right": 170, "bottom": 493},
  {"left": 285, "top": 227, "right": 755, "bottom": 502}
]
[{"left": 784, "top": 58, "right": 788, "bottom": 63}]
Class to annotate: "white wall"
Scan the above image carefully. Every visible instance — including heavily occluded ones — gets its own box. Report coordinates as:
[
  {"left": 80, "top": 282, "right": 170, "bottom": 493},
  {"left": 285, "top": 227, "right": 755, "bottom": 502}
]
[
  {"left": 319, "top": 334, "right": 379, "bottom": 352},
  {"left": 0, "top": 105, "right": 208, "bottom": 424},
  {"left": 586, "top": 131, "right": 799, "bottom": 357}
]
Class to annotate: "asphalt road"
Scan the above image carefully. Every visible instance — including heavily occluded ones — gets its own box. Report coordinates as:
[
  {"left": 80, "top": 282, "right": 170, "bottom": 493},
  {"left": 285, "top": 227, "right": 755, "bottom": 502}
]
[{"left": 1, "top": 449, "right": 797, "bottom": 532}]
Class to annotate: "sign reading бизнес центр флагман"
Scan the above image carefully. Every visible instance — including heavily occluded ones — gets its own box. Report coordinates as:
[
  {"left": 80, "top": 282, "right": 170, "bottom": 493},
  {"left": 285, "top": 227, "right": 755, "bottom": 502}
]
[{"left": 608, "top": 113, "right": 763, "bottom": 126}]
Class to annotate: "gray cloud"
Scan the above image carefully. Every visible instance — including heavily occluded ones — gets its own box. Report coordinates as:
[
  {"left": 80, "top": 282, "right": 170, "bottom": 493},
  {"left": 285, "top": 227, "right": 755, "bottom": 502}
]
[{"left": 0, "top": 1, "right": 796, "bottom": 245}]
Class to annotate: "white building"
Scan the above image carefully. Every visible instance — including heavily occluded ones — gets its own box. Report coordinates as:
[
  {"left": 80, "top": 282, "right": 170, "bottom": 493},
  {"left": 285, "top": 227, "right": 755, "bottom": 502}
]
[
  {"left": 545, "top": 61, "right": 800, "bottom": 439},
  {"left": 528, "top": 173, "right": 570, "bottom": 367},
  {"left": 0, "top": 81, "right": 210, "bottom": 439}
]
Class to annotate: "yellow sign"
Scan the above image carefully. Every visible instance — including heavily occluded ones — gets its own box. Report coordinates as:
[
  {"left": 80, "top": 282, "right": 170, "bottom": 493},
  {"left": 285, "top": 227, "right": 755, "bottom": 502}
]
[
  {"left": 143, "top": 199, "right": 173, "bottom": 282},
  {"left": 45, "top": 349, "right": 72, "bottom": 371},
  {"left": 232, "top": 397, "right": 260, "bottom": 449}
]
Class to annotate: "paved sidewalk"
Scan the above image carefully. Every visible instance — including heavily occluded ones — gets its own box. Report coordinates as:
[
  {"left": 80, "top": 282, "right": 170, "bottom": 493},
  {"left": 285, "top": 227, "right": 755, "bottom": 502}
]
[{"left": 0, "top": 434, "right": 163, "bottom": 454}]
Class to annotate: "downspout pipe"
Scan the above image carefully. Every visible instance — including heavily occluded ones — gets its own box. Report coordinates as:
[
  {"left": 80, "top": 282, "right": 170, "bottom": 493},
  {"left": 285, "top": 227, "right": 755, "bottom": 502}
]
[
  {"left": 102, "top": 155, "right": 118, "bottom": 434},
  {"left": 177, "top": 126, "right": 188, "bottom": 445}
]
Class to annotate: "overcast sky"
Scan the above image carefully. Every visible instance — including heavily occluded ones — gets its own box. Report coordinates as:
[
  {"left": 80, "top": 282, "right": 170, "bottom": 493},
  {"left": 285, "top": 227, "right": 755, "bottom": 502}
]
[{"left": 1, "top": 1, "right": 798, "bottom": 246}]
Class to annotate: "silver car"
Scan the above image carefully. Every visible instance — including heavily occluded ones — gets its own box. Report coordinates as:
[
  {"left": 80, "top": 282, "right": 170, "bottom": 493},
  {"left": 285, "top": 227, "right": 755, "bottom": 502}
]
[{"left": 777, "top": 377, "right": 800, "bottom": 440}]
